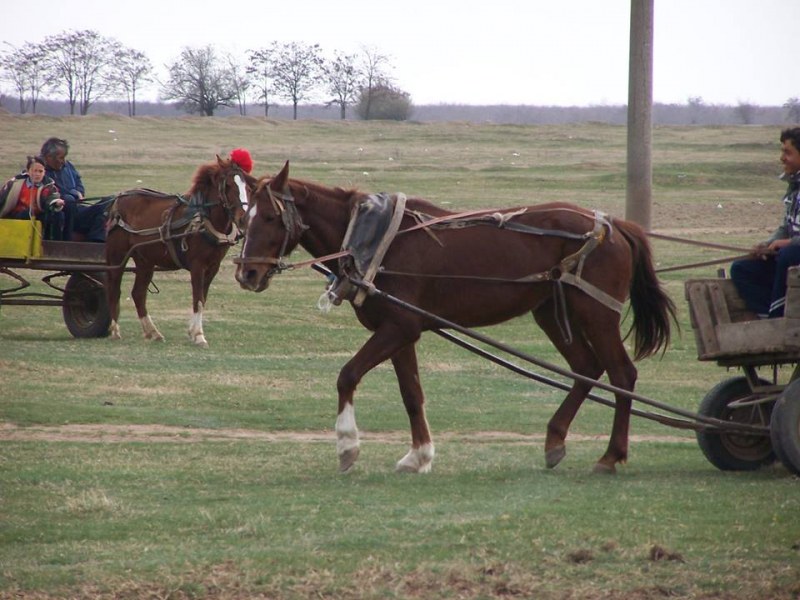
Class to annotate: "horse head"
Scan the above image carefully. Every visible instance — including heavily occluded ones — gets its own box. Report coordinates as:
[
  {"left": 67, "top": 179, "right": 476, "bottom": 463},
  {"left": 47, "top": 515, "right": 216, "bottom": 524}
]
[
  {"left": 235, "top": 161, "right": 305, "bottom": 292},
  {"left": 212, "top": 154, "right": 256, "bottom": 233}
]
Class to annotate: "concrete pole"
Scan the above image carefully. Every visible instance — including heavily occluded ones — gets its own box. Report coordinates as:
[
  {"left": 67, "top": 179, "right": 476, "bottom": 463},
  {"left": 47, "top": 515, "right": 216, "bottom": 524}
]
[{"left": 626, "top": 0, "right": 654, "bottom": 230}]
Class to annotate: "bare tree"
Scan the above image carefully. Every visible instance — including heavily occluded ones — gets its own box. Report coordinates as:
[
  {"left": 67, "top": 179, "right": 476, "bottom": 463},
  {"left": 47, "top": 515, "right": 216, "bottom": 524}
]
[
  {"left": 784, "top": 98, "right": 800, "bottom": 123},
  {"left": 225, "top": 53, "right": 250, "bottom": 116},
  {"left": 0, "top": 43, "right": 48, "bottom": 114},
  {"left": 161, "top": 45, "right": 237, "bottom": 116},
  {"left": 46, "top": 30, "right": 117, "bottom": 115},
  {"left": 359, "top": 45, "right": 393, "bottom": 121},
  {"left": 322, "top": 51, "right": 361, "bottom": 120},
  {"left": 43, "top": 31, "right": 81, "bottom": 114},
  {"left": 272, "top": 42, "right": 324, "bottom": 120},
  {"left": 107, "top": 46, "right": 153, "bottom": 117},
  {"left": 247, "top": 44, "right": 277, "bottom": 117},
  {"left": 687, "top": 96, "right": 704, "bottom": 125}
]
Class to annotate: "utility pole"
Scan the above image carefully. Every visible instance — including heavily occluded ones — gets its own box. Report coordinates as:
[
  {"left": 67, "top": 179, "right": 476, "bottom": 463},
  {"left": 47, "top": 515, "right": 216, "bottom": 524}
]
[{"left": 626, "top": 0, "right": 654, "bottom": 230}]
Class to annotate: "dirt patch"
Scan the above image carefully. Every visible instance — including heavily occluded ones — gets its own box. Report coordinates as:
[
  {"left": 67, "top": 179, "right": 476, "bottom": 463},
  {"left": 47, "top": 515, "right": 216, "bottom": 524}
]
[{"left": 0, "top": 422, "right": 692, "bottom": 445}]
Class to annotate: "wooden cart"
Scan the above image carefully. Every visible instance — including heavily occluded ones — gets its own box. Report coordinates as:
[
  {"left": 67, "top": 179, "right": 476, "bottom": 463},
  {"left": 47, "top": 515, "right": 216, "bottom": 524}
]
[
  {"left": 685, "top": 268, "right": 800, "bottom": 475},
  {"left": 0, "top": 219, "right": 111, "bottom": 338}
]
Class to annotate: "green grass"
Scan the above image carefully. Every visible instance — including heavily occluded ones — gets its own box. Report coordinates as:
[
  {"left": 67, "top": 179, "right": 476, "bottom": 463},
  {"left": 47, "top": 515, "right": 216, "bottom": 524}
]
[{"left": 1, "top": 114, "right": 798, "bottom": 599}]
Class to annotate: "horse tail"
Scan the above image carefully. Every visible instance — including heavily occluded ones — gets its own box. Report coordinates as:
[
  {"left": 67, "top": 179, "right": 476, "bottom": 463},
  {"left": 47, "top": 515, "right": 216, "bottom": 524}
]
[{"left": 615, "top": 218, "right": 678, "bottom": 360}]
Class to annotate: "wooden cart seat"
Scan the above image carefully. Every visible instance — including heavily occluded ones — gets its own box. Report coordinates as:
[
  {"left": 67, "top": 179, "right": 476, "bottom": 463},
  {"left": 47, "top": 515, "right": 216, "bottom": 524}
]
[{"left": 685, "top": 267, "right": 800, "bottom": 366}]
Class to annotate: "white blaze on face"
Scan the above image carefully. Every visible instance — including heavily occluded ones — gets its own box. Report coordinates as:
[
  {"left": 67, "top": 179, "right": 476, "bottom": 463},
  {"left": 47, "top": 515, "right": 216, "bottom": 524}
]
[
  {"left": 242, "top": 203, "right": 258, "bottom": 258},
  {"left": 234, "top": 174, "right": 248, "bottom": 212}
]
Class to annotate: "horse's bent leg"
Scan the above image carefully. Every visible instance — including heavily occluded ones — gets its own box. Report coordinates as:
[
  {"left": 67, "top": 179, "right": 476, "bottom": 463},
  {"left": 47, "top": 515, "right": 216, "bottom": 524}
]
[
  {"left": 533, "top": 307, "right": 603, "bottom": 469},
  {"left": 392, "top": 344, "right": 434, "bottom": 473},
  {"left": 336, "top": 324, "right": 420, "bottom": 472},
  {"left": 131, "top": 267, "right": 164, "bottom": 342},
  {"left": 578, "top": 315, "right": 639, "bottom": 474}
]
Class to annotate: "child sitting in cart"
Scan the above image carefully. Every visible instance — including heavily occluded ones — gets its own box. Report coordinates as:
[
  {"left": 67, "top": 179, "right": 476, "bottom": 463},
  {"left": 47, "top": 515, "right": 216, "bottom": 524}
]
[
  {"left": 731, "top": 127, "right": 800, "bottom": 319},
  {"left": 0, "top": 156, "right": 64, "bottom": 234}
]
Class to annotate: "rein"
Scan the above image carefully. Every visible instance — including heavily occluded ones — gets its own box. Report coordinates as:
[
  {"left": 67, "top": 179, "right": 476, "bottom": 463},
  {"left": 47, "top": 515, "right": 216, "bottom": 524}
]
[{"left": 647, "top": 231, "right": 753, "bottom": 274}]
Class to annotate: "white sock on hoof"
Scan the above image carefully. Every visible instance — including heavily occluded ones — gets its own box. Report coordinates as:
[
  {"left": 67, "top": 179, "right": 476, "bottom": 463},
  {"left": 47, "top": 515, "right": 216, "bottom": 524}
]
[{"left": 396, "top": 443, "right": 435, "bottom": 473}]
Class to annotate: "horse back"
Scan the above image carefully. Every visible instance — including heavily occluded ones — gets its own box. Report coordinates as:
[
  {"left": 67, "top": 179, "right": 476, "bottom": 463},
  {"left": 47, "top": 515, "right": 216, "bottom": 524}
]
[
  {"left": 109, "top": 190, "right": 184, "bottom": 232},
  {"left": 369, "top": 200, "right": 636, "bottom": 328}
]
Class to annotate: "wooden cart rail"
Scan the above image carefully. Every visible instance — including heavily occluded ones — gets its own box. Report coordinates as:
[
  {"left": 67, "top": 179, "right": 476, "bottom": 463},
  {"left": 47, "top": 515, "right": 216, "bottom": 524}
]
[{"left": 685, "top": 267, "right": 800, "bottom": 366}]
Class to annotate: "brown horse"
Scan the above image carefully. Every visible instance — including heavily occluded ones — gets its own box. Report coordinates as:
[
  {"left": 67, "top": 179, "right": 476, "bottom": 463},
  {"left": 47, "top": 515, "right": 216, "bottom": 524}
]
[
  {"left": 235, "top": 161, "right": 676, "bottom": 473},
  {"left": 106, "top": 154, "right": 256, "bottom": 347}
]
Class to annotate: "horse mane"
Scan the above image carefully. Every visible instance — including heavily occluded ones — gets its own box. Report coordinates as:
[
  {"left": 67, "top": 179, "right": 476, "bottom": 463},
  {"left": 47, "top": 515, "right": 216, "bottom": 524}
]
[
  {"left": 186, "top": 160, "right": 224, "bottom": 196},
  {"left": 280, "top": 177, "right": 452, "bottom": 217}
]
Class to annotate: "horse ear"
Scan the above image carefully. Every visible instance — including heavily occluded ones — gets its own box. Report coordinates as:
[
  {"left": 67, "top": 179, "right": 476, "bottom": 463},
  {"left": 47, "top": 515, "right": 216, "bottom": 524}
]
[
  {"left": 215, "top": 154, "right": 224, "bottom": 167},
  {"left": 272, "top": 160, "right": 290, "bottom": 189}
]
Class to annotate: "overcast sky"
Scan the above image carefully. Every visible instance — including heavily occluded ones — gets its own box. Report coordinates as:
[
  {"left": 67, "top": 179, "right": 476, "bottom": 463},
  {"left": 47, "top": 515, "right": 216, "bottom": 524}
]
[{"left": 4, "top": 0, "right": 798, "bottom": 106}]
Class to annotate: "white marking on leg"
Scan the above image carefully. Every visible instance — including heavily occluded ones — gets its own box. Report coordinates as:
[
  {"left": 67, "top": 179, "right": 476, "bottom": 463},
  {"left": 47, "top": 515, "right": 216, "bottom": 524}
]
[
  {"left": 396, "top": 443, "right": 435, "bottom": 473},
  {"left": 188, "top": 302, "right": 208, "bottom": 347},
  {"left": 336, "top": 404, "right": 359, "bottom": 454},
  {"left": 139, "top": 315, "right": 164, "bottom": 341},
  {"left": 335, "top": 404, "right": 360, "bottom": 471},
  {"left": 109, "top": 320, "right": 121, "bottom": 340}
]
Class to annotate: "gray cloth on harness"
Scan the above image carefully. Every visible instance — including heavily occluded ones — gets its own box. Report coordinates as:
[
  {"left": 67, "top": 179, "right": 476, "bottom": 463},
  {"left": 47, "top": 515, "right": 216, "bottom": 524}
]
[
  {"left": 332, "top": 192, "right": 406, "bottom": 306},
  {"left": 342, "top": 193, "right": 397, "bottom": 276}
]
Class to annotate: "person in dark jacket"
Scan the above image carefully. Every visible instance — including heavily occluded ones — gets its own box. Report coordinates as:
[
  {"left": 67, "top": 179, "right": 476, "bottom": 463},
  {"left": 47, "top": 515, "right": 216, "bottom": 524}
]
[
  {"left": 40, "top": 137, "right": 107, "bottom": 242},
  {"left": 0, "top": 156, "right": 64, "bottom": 228},
  {"left": 731, "top": 127, "right": 800, "bottom": 318}
]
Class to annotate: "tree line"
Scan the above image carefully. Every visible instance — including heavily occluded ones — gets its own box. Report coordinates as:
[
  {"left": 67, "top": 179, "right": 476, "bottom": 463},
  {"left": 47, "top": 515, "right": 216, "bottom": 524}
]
[{"left": 0, "top": 30, "right": 412, "bottom": 120}]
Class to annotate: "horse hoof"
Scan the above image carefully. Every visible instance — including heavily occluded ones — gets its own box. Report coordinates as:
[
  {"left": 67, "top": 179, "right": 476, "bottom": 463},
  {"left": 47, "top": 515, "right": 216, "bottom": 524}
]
[
  {"left": 338, "top": 447, "right": 360, "bottom": 473},
  {"left": 592, "top": 462, "right": 617, "bottom": 475},
  {"left": 545, "top": 445, "right": 566, "bottom": 469},
  {"left": 395, "top": 460, "right": 432, "bottom": 474}
]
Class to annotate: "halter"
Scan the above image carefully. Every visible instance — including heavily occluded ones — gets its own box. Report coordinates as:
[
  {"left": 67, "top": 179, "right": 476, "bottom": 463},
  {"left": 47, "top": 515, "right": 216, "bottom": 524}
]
[
  {"left": 216, "top": 166, "right": 249, "bottom": 235},
  {"left": 235, "top": 184, "right": 309, "bottom": 277}
]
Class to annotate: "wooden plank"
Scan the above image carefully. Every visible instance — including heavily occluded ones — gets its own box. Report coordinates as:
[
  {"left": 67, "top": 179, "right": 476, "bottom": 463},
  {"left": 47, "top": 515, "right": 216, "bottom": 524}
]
[
  {"left": 708, "top": 283, "right": 731, "bottom": 324},
  {"left": 40, "top": 240, "right": 105, "bottom": 263},
  {"left": 686, "top": 282, "right": 719, "bottom": 358},
  {"left": 785, "top": 268, "right": 800, "bottom": 319},
  {"left": 716, "top": 319, "right": 800, "bottom": 355}
]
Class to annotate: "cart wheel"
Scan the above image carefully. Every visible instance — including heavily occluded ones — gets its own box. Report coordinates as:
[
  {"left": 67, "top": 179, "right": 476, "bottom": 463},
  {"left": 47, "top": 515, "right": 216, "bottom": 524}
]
[
  {"left": 62, "top": 272, "right": 111, "bottom": 338},
  {"left": 770, "top": 380, "right": 800, "bottom": 476},
  {"left": 696, "top": 376, "right": 775, "bottom": 471}
]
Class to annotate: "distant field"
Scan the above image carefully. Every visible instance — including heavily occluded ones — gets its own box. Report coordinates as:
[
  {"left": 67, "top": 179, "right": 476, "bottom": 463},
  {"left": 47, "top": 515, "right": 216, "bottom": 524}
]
[{"left": 0, "top": 114, "right": 797, "bottom": 599}]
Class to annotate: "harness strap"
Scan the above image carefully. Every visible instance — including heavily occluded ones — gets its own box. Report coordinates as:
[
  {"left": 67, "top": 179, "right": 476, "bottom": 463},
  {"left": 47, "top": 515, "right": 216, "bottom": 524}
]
[
  {"left": 511, "top": 211, "right": 623, "bottom": 314},
  {"left": 353, "top": 193, "right": 407, "bottom": 307}
]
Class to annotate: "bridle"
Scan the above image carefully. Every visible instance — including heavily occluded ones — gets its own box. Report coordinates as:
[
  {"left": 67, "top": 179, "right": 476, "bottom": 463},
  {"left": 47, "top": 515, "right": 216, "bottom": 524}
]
[
  {"left": 234, "top": 182, "right": 310, "bottom": 277},
  {"left": 216, "top": 166, "right": 249, "bottom": 233}
]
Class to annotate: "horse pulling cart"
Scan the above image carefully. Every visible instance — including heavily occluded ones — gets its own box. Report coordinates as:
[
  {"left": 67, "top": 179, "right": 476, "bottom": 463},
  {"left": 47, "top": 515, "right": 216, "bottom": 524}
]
[
  {"left": 0, "top": 219, "right": 112, "bottom": 338},
  {"left": 235, "top": 162, "right": 800, "bottom": 476}
]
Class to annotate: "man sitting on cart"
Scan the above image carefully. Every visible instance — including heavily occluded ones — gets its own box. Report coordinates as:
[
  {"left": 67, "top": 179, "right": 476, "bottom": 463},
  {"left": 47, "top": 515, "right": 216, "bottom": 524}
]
[
  {"left": 40, "top": 137, "right": 107, "bottom": 243},
  {"left": 0, "top": 156, "right": 64, "bottom": 230},
  {"left": 731, "top": 127, "right": 800, "bottom": 319}
]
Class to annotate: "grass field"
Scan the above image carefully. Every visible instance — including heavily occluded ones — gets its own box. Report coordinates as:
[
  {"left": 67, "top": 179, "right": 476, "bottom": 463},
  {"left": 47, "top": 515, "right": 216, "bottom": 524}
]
[{"left": 0, "top": 114, "right": 798, "bottom": 599}]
